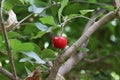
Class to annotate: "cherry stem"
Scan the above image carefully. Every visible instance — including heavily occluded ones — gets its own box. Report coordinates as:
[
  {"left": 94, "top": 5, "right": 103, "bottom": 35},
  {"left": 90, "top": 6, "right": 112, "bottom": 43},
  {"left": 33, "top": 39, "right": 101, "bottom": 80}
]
[
  {"left": 60, "top": 25, "right": 64, "bottom": 36},
  {"left": 60, "top": 16, "right": 69, "bottom": 37},
  {"left": 60, "top": 20, "right": 66, "bottom": 37},
  {"left": 58, "top": 49, "right": 62, "bottom": 53}
]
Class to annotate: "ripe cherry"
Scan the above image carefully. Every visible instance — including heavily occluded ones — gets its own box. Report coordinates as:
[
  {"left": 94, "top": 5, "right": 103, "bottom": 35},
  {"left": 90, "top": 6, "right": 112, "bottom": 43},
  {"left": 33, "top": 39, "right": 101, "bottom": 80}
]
[{"left": 52, "top": 36, "right": 67, "bottom": 49}]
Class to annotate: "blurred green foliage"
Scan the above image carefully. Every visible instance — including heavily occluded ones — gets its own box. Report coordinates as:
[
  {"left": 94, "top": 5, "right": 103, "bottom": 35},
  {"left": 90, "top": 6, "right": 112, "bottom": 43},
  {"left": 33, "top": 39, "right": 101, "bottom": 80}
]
[{"left": 0, "top": 0, "right": 120, "bottom": 80}]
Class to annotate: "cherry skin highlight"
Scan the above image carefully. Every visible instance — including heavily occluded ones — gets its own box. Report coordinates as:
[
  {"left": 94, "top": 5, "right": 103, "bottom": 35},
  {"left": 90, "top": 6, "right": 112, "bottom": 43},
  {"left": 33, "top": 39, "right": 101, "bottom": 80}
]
[{"left": 52, "top": 36, "right": 67, "bottom": 49}]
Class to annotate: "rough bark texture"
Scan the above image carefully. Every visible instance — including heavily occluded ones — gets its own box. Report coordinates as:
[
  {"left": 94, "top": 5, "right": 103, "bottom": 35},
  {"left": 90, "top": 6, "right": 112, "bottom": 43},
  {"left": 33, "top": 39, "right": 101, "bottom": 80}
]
[{"left": 46, "top": 11, "right": 116, "bottom": 80}]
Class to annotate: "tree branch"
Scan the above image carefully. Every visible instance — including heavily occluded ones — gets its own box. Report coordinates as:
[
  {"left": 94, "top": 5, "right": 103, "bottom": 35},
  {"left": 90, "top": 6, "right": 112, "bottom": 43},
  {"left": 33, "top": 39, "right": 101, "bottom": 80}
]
[
  {"left": 58, "top": 9, "right": 106, "bottom": 75},
  {"left": 0, "top": 66, "right": 15, "bottom": 80},
  {"left": 114, "top": 0, "right": 120, "bottom": 17},
  {"left": 0, "top": 0, "right": 18, "bottom": 80},
  {"left": 46, "top": 10, "right": 116, "bottom": 80},
  {"left": 62, "top": 11, "right": 116, "bottom": 60},
  {"left": 114, "top": 0, "right": 120, "bottom": 8},
  {"left": 46, "top": 54, "right": 63, "bottom": 80},
  {"left": 58, "top": 51, "right": 86, "bottom": 76}
]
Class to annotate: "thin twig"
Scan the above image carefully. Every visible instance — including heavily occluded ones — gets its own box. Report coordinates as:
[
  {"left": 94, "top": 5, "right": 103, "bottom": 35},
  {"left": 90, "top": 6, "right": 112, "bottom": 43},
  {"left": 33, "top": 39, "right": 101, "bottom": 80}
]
[
  {"left": 83, "top": 52, "right": 115, "bottom": 63},
  {"left": 59, "top": 15, "right": 95, "bottom": 36},
  {"left": 83, "top": 58, "right": 101, "bottom": 63},
  {"left": 14, "top": 13, "right": 34, "bottom": 28},
  {"left": 60, "top": 17, "right": 68, "bottom": 36},
  {"left": 70, "top": 15, "right": 95, "bottom": 23},
  {"left": 0, "top": 0, "right": 18, "bottom": 80}
]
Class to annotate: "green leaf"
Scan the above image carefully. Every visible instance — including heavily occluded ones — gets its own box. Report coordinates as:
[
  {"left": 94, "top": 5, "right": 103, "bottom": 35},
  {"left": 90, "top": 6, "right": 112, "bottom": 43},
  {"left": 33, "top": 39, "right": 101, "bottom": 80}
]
[
  {"left": 27, "top": 0, "right": 46, "bottom": 6},
  {"left": 88, "top": 0, "right": 97, "bottom": 2},
  {"left": 9, "top": 39, "right": 40, "bottom": 53},
  {"left": 25, "top": 66, "right": 32, "bottom": 75},
  {"left": 19, "top": 57, "right": 35, "bottom": 65},
  {"left": 8, "top": 32, "right": 22, "bottom": 38},
  {"left": 27, "top": 0, "right": 34, "bottom": 5},
  {"left": 35, "top": 22, "right": 49, "bottom": 31},
  {"left": 58, "top": 0, "right": 69, "bottom": 23},
  {"left": 9, "top": 39, "right": 22, "bottom": 52},
  {"left": 39, "top": 16, "right": 56, "bottom": 26},
  {"left": 20, "top": 57, "right": 35, "bottom": 65},
  {"left": 41, "top": 49, "right": 55, "bottom": 59},
  {"left": 19, "top": 0, "right": 25, "bottom": 4},
  {"left": 107, "top": 23, "right": 115, "bottom": 34},
  {"left": 19, "top": 57, "right": 32, "bottom": 62},
  {"left": 4, "top": 0, "right": 13, "bottom": 10},
  {"left": 19, "top": 43, "right": 36, "bottom": 52},
  {"left": 28, "top": 5, "right": 44, "bottom": 13},
  {"left": 31, "top": 31, "right": 46, "bottom": 39},
  {"left": 0, "top": 35, "right": 3, "bottom": 48},
  {"left": 22, "top": 51, "right": 45, "bottom": 64},
  {"left": 64, "top": 3, "right": 80, "bottom": 15},
  {"left": 23, "top": 23, "right": 39, "bottom": 34},
  {"left": 111, "top": 72, "right": 120, "bottom": 80},
  {"left": 80, "top": 10, "right": 94, "bottom": 15},
  {"left": 20, "top": 43, "right": 41, "bottom": 54},
  {"left": 105, "top": 5, "right": 114, "bottom": 11},
  {"left": 31, "top": 43, "right": 41, "bottom": 54},
  {"left": 19, "top": 0, "right": 29, "bottom": 4}
]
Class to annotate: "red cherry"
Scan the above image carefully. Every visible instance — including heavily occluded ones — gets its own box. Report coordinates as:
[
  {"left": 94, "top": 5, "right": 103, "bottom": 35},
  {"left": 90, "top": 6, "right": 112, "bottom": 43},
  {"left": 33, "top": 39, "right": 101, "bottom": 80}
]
[{"left": 52, "top": 36, "right": 67, "bottom": 49}]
